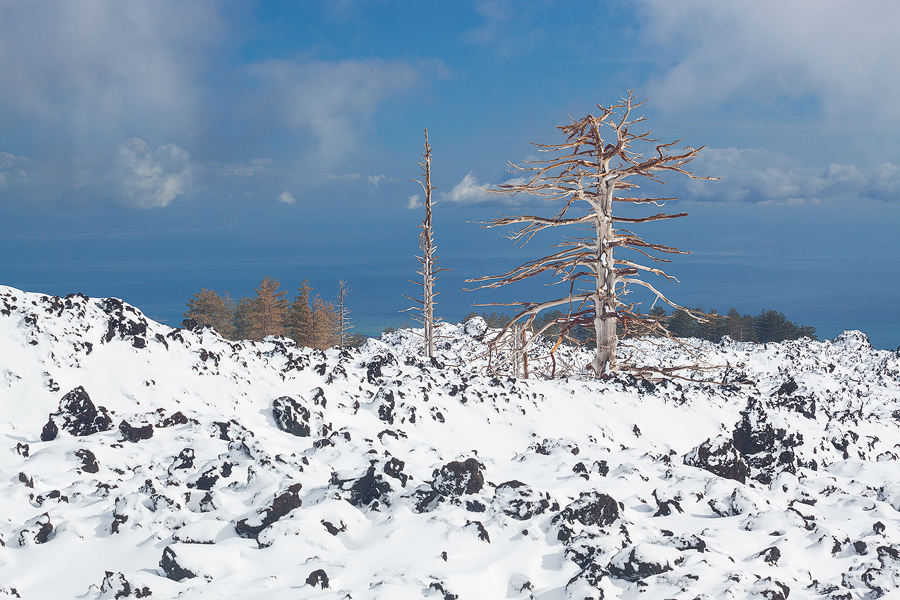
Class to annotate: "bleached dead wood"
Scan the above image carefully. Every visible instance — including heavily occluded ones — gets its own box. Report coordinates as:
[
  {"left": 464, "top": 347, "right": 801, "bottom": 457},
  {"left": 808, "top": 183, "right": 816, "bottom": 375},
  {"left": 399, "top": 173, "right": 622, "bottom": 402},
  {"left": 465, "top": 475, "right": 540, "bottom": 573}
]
[
  {"left": 403, "top": 129, "right": 449, "bottom": 358},
  {"left": 467, "top": 91, "right": 717, "bottom": 378}
]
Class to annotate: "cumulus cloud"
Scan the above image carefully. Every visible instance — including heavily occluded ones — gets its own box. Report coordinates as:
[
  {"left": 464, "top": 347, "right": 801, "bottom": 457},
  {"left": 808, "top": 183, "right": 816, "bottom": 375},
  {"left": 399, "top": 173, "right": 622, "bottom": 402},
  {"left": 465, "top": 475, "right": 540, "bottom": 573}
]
[
  {"left": 246, "top": 58, "right": 420, "bottom": 166},
  {"left": 114, "top": 138, "right": 198, "bottom": 209},
  {"left": 637, "top": 0, "right": 900, "bottom": 129},
  {"left": 441, "top": 172, "right": 534, "bottom": 205},
  {"left": 278, "top": 190, "right": 296, "bottom": 204},
  {"left": 681, "top": 148, "right": 900, "bottom": 204},
  {"left": 442, "top": 172, "right": 493, "bottom": 204},
  {"left": 406, "top": 194, "right": 422, "bottom": 210}
]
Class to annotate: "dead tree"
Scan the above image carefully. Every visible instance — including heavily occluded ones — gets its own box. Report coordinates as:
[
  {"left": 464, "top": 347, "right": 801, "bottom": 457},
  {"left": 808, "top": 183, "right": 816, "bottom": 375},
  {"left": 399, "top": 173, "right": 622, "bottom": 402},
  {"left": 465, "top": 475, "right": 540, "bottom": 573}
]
[
  {"left": 403, "top": 129, "right": 448, "bottom": 358},
  {"left": 337, "top": 280, "right": 353, "bottom": 347},
  {"left": 467, "top": 91, "right": 715, "bottom": 377}
]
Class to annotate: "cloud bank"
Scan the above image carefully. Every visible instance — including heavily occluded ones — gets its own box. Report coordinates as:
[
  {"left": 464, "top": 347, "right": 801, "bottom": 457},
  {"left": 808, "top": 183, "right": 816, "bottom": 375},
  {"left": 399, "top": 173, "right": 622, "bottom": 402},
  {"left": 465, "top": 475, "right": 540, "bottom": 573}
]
[
  {"left": 638, "top": 0, "right": 900, "bottom": 130},
  {"left": 684, "top": 148, "right": 900, "bottom": 204}
]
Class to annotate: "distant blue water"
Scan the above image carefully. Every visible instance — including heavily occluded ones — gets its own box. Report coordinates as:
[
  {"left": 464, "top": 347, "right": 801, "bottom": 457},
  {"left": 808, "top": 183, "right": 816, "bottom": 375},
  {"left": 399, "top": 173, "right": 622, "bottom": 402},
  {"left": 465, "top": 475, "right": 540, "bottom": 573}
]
[{"left": 2, "top": 198, "right": 898, "bottom": 349}]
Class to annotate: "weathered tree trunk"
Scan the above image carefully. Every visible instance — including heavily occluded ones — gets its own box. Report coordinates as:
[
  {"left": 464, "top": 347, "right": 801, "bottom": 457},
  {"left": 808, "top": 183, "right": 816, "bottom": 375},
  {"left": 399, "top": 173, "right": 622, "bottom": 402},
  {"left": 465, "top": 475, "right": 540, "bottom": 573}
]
[
  {"left": 592, "top": 172, "right": 617, "bottom": 375},
  {"left": 422, "top": 135, "right": 435, "bottom": 358},
  {"left": 404, "top": 129, "right": 447, "bottom": 359}
]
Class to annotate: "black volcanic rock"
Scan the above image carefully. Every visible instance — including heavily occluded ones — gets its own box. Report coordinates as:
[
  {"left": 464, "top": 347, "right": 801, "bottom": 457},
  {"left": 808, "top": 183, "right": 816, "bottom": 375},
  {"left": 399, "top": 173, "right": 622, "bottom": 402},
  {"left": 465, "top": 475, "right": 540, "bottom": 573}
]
[
  {"left": 159, "top": 546, "right": 196, "bottom": 581},
  {"left": 306, "top": 569, "right": 329, "bottom": 589},
  {"left": 432, "top": 458, "right": 484, "bottom": 497},
  {"left": 44, "top": 387, "right": 112, "bottom": 438},
  {"left": 494, "top": 480, "right": 550, "bottom": 521},
  {"left": 119, "top": 420, "right": 154, "bottom": 443},
  {"left": 235, "top": 483, "right": 303, "bottom": 539},
  {"left": 272, "top": 396, "right": 311, "bottom": 437},
  {"left": 340, "top": 466, "right": 393, "bottom": 508},
  {"left": 75, "top": 449, "right": 99, "bottom": 473},
  {"left": 556, "top": 490, "right": 619, "bottom": 528},
  {"left": 607, "top": 545, "right": 680, "bottom": 582},
  {"left": 684, "top": 435, "right": 749, "bottom": 483}
]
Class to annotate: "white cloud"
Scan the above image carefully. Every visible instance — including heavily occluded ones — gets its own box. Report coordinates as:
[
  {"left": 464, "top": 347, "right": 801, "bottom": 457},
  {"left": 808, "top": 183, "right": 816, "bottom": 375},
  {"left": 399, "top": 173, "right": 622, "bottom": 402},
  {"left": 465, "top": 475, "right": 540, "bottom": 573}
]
[
  {"left": 638, "top": 0, "right": 900, "bottom": 130},
  {"left": 406, "top": 194, "right": 422, "bottom": 210},
  {"left": 114, "top": 138, "right": 198, "bottom": 209},
  {"left": 441, "top": 172, "right": 533, "bottom": 205},
  {"left": 278, "top": 190, "right": 296, "bottom": 204},
  {"left": 442, "top": 172, "right": 492, "bottom": 204},
  {"left": 368, "top": 175, "right": 387, "bottom": 188},
  {"left": 246, "top": 58, "right": 420, "bottom": 166}
]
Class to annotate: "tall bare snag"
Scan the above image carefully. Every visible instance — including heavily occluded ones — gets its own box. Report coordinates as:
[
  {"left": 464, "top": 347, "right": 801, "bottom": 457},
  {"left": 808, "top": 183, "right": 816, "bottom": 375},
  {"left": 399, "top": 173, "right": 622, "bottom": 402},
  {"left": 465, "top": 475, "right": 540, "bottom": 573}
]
[{"left": 404, "top": 129, "right": 448, "bottom": 358}]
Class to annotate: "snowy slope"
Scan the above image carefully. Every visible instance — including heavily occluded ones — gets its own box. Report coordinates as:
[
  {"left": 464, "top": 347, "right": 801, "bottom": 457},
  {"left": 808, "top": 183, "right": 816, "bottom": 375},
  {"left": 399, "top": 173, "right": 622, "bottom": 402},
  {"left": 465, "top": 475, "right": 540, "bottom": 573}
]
[{"left": 1, "top": 285, "right": 900, "bottom": 599}]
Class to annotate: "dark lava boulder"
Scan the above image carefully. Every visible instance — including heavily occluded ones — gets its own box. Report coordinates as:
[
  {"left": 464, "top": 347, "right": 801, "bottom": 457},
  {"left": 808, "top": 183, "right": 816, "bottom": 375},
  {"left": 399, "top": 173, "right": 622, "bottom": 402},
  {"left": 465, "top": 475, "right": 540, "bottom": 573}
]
[
  {"left": 159, "top": 546, "right": 196, "bottom": 581},
  {"left": 235, "top": 483, "right": 303, "bottom": 540},
  {"left": 684, "top": 435, "right": 749, "bottom": 483},
  {"left": 119, "top": 420, "right": 154, "bottom": 443},
  {"left": 732, "top": 397, "right": 804, "bottom": 484},
  {"left": 556, "top": 490, "right": 619, "bottom": 528},
  {"left": 99, "top": 571, "right": 151, "bottom": 598},
  {"left": 40, "top": 419, "right": 58, "bottom": 442},
  {"left": 493, "top": 480, "right": 550, "bottom": 521},
  {"left": 272, "top": 396, "right": 311, "bottom": 437},
  {"left": 41, "top": 387, "right": 112, "bottom": 440},
  {"left": 75, "top": 448, "right": 99, "bottom": 473},
  {"left": 607, "top": 544, "right": 682, "bottom": 582},
  {"left": 306, "top": 569, "right": 329, "bottom": 589},
  {"left": 432, "top": 458, "right": 484, "bottom": 497},
  {"left": 365, "top": 353, "right": 396, "bottom": 384},
  {"left": 337, "top": 466, "right": 393, "bottom": 508}
]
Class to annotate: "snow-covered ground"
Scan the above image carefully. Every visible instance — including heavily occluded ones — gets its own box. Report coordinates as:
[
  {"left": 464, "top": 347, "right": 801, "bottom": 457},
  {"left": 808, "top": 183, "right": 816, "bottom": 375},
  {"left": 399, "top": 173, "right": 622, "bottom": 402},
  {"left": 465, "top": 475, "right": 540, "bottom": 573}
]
[{"left": 1, "top": 284, "right": 900, "bottom": 599}]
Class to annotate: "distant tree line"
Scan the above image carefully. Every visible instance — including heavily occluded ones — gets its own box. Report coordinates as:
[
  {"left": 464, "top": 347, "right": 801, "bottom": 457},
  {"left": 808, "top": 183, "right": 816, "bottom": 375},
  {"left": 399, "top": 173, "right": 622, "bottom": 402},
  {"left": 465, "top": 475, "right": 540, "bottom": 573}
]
[
  {"left": 183, "top": 276, "right": 365, "bottom": 348},
  {"left": 466, "top": 306, "right": 817, "bottom": 346}
]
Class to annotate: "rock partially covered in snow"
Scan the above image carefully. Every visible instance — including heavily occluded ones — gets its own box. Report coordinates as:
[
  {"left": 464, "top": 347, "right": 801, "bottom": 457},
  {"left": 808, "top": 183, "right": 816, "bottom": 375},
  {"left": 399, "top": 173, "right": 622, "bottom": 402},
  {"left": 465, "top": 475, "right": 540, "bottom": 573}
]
[
  {"left": 608, "top": 543, "right": 683, "bottom": 582},
  {"left": 432, "top": 458, "right": 485, "bottom": 497},
  {"left": 40, "top": 386, "right": 112, "bottom": 440},
  {"left": 464, "top": 315, "right": 488, "bottom": 337},
  {"left": 684, "top": 435, "right": 749, "bottom": 483},
  {"left": 271, "top": 395, "right": 311, "bottom": 437}
]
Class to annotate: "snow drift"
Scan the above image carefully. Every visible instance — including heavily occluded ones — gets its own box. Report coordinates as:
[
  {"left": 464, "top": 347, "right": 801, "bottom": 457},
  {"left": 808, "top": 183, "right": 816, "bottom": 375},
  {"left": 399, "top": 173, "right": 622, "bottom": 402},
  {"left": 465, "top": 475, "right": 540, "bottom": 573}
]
[{"left": 1, "top": 285, "right": 900, "bottom": 599}]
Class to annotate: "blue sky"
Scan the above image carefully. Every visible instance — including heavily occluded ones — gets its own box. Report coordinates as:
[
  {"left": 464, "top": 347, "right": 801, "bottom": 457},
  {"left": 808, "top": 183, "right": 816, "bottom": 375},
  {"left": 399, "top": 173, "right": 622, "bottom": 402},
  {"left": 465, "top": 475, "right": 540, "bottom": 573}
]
[{"left": 1, "top": 0, "right": 899, "bottom": 348}]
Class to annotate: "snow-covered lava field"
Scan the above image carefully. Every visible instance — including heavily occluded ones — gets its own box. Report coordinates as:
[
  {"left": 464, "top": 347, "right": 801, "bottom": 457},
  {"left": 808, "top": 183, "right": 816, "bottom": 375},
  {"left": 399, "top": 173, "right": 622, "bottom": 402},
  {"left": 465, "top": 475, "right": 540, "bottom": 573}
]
[{"left": 2, "top": 285, "right": 900, "bottom": 599}]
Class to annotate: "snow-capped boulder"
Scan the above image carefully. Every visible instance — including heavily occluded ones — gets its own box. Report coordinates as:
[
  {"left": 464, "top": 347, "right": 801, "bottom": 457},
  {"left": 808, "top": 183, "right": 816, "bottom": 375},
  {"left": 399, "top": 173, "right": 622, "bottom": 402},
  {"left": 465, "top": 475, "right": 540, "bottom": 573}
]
[
  {"left": 556, "top": 490, "right": 619, "bottom": 527},
  {"left": 41, "top": 386, "right": 112, "bottom": 440},
  {"left": 272, "top": 395, "right": 311, "bottom": 437},
  {"left": 684, "top": 435, "right": 749, "bottom": 483},
  {"left": 432, "top": 458, "right": 485, "bottom": 497},
  {"left": 493, "top": 480, "right": 551, "bottom": 520},
  {"left": 607, "top": 543, "right": 683, "bottom": 582},
  {"left": 464, "top": 315, "right": 488, "bottom": 337}
]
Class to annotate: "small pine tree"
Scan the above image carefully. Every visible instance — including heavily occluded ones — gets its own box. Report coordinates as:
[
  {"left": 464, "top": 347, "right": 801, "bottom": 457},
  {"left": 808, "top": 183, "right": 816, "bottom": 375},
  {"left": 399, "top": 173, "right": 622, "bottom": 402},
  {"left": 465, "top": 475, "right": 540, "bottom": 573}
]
[
  {"left": 232, "top": 296, "right": 255, "bottom": 341},
  {"left": 250, "top": 276, "right": 289, "bottom": 340},
  {"left": 184, "top": 289, "right": 235, "bottom": 338},
  {"left": 286, "top": 280, "right": 314, "bottom": 347},
  {"left": 310, "top": 295, "right": 340, "bottom": 349}
]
